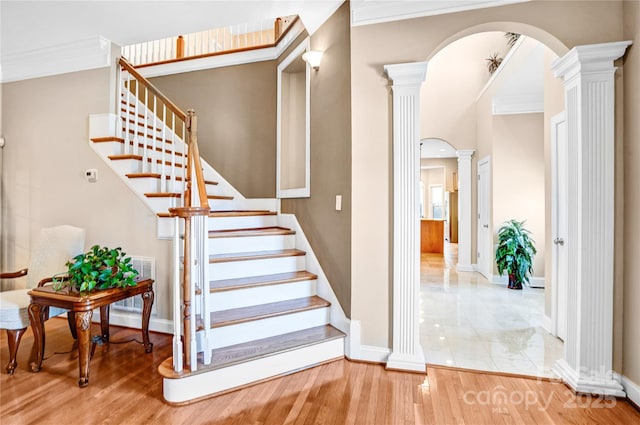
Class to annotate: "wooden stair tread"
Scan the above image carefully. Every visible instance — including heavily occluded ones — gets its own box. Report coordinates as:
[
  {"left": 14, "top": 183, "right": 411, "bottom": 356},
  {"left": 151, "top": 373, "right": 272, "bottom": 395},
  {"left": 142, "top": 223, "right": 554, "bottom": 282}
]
[
  {"left": 209, "top": 210, "right": 276, "bottom": 217},
  {"left": 210, "top": 271, "right": 317, "bottom": 292},
  {"left": 156, "top": 210, "right": 276, "bottom": 219},
  {"left": 159, "top": 325, "right": 344, "bottom": 379},
  {"left": 208, "top": 295, "right": 329, "bottom": 328},
  {"left": 209, "top": 248, "right": 305, "bottom": 263},
  {"left": 126, "top": 173, "right": 218, "bottom": 185},
  {"left": 145, "top": 192, "right": 233, "bottom": 200},
  {"left": 208, "top": 227, "right": 294, "bottom": 238},
  {"left": 108, "top": 155, "right": 184, "bottom": 168}
]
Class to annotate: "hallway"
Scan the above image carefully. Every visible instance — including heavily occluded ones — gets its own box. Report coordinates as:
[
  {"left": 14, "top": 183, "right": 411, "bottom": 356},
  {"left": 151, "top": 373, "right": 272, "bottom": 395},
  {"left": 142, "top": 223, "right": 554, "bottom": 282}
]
[{"left": 420, "top": 244, "right": 563, "bottom": 377}]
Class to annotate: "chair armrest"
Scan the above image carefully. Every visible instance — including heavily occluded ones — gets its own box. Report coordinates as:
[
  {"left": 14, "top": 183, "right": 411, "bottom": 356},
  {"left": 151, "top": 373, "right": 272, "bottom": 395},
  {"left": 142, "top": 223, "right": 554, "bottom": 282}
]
[{"left": 0, "top": 268, "right": 28, "bottom": 279}]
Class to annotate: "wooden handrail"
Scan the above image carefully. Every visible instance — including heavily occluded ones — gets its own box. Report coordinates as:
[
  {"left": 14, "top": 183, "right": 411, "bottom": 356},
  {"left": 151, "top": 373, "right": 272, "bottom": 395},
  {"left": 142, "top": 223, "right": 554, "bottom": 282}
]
[
  {"left": 119, "top": 57, "right": 186, "bottom": 122},
  {"left": 186, "top": 110, "right": 210, "bottom": 210}
]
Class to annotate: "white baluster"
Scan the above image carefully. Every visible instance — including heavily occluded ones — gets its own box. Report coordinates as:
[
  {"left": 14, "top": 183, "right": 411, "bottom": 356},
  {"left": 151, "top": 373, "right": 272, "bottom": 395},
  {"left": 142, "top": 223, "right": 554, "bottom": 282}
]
[
  {"left": 172, "top": 216, "right": 183, "bottom": 372},
  {"left": 188, "top": 215, "right": 198, "bottom": 370},
  {"left": 161, "top": 105, "right": 167, "bottom": 192},
  {"left": 117, "top": 66, "right": 123, "bottom": 140},
  {"left": 152, "top": 96, "right": 158, "bottom": 175},
  {"left": 141, "top": 88, "right": 149, "bottom": 172},
  {"left": 134, "top": 80, "right": 140, "bottom": 158},
  {"left": 124, "top": 78, "right": 131, "bottom": 155},
  {"left": 171, "top": 114, "right": 177, "bottom": 192}
]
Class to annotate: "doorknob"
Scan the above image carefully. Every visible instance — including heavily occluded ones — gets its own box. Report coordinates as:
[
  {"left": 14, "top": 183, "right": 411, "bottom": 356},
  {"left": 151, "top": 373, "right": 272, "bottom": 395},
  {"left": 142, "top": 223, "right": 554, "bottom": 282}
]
[
  {"left": 483, "top": 224, "right": 488, "bottom": 228},
  {"left": 554, "top": 238, "right": 565, "bottom": 246}
]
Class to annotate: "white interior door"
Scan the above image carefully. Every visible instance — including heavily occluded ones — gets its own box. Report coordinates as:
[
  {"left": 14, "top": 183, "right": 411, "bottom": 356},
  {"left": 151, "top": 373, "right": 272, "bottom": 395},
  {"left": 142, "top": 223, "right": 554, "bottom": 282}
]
[
  {"left": 551, "top": 112, "right": 568, "bottom": 340},
  {"left": 477, "top": 158, "right": 491, "bottom": 278}
]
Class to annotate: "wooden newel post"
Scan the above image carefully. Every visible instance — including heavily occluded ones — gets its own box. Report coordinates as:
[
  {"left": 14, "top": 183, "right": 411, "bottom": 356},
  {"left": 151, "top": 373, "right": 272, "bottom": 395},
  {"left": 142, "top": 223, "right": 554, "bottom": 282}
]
[{"left": 274, "top": 18, "right": 282, "bottom": 41}]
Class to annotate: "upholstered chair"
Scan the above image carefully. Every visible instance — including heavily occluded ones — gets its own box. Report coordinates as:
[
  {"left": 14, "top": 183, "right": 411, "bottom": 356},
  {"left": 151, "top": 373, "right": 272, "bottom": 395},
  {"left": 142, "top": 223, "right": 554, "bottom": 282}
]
[{"left": 0, "top": 225, "right": 85, "bottom": 374}]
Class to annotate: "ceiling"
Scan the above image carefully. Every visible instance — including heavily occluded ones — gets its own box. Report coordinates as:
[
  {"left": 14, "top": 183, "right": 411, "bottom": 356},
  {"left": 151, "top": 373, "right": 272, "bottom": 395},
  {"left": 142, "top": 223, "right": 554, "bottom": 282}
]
[{"left": 0, "top": 1, "right": 527, "bottom": 61}]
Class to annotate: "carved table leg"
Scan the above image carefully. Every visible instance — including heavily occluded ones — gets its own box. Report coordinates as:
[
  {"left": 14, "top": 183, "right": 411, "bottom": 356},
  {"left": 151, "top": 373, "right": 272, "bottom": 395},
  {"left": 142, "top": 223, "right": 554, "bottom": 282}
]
[
  {"left": 100, "top": 305, "right": 110, "bottom": 342},
  {"left": 141, "top": 289, "right": 154, "bottom": 353},
  {"left": 75, "top": 310, "right": 93, "bottom": 387},
  {"left": 5, "top": 328, "right": 27, "bottom": 374},
  {"left": 28, "top": 303, "right": 48, "bottom": 373},
  {"left": 67, "top": 311, "right": 77, "bottom": 339}
]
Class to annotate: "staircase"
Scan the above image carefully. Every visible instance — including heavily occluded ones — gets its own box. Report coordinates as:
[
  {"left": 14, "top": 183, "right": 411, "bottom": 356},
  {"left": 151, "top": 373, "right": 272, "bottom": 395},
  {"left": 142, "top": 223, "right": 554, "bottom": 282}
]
[{"left": 89, "top": 58, "right": 346, "bottom": 404}]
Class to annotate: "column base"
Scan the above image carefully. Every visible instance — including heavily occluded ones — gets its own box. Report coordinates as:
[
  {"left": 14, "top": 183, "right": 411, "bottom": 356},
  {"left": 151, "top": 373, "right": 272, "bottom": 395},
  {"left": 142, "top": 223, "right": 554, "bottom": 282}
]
[
  {"left": 386, "top": 350, "right": 426, "bottom": 373},
  {"left": 553, "top": 359, "right": 625, "bottom": 397}
]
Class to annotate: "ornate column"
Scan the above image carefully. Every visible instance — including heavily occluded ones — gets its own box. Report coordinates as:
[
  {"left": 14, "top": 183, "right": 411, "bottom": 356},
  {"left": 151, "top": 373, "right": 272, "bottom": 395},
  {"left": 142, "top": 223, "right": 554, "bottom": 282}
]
[
  {"left": 551, "top": 41, "right": 631, "bottom": 396},
  {"left": 456, "top": 150, "right": 475, "bottom": 272},
  {"left": 384, "top": 61, "right": 428, "bottom": 373}
]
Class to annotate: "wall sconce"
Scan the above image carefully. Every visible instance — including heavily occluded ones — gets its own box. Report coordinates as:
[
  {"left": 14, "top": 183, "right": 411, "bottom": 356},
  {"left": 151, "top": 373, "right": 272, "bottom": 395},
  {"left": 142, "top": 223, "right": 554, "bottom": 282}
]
[{"left": 302, "top": 50, "right": 323, "bottom": 70}]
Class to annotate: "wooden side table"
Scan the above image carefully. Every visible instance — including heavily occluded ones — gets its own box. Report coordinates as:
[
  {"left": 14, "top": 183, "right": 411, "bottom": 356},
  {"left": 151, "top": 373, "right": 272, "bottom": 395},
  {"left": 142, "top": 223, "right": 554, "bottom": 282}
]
[{"left": 28, "top": 278, "right": 154, "bottom": 387}]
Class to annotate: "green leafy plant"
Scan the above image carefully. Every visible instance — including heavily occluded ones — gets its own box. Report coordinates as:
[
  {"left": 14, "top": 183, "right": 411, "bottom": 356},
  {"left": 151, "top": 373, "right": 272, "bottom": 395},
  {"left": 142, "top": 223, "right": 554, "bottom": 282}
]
[
  {"left": 53, "top": 245, "right": 138, "bottom": 292},
  {"left": 495, "top": 220, "right": 537, "bottom": 289}
]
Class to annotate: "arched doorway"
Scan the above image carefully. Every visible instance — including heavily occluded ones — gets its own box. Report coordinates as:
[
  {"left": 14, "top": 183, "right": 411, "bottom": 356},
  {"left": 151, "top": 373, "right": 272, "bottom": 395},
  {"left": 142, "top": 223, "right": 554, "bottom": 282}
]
[{"left": 385, "top": 24, "right": 630, "bottom": 396}]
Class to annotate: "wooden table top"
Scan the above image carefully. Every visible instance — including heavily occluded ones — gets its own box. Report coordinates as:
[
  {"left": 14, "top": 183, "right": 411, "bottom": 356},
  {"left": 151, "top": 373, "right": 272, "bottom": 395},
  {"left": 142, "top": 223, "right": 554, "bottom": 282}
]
[{"left": 28, "top": 278, "right": 153, "bottom": 312}]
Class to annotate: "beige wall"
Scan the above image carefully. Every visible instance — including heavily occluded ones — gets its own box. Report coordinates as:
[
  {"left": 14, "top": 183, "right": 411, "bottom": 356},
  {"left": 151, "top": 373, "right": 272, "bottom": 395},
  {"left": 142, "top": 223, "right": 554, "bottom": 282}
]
[
  {"left": 421, "top": 168, "right": 445, "bottom": 219},
  {"left": 351, "top": 0, "right": 624, "bottom": 348},
  {"left": 0, "top": 68, "right": 174, "bottom": 318},
  {"left": 151, "top": 61, "right": 277, "bottom": 198},
  {"left": 492, "top": 113, "right": 545, "bottom": 278},
  {"left": 623, "top": 0, "right": 640, "bottom": 385},
  {"left": 282, "top": 2, "right": 352, "bottom": 316},
  {"left": 420, "top": 158, "right": 458, "bottom": 192}
]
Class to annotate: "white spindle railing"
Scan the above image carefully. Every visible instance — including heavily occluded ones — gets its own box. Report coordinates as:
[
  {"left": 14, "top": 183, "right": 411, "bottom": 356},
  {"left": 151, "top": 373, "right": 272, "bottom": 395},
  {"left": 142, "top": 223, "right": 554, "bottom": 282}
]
[
  {"left": 121, "top": 16, "right": 297, "bottom": 67},
  {"left": 118, "top": 57, "right": 211, "bottom": 373}
]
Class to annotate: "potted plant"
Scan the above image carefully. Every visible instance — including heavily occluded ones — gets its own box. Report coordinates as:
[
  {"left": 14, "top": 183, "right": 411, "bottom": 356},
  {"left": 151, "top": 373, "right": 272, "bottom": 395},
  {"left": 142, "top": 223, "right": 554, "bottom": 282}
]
[
  {"left": 495, "top": 219, "right": 537, "bottom": 290},
  {"left": 53, "top": 245, "right": 138, "bottom": 292}
]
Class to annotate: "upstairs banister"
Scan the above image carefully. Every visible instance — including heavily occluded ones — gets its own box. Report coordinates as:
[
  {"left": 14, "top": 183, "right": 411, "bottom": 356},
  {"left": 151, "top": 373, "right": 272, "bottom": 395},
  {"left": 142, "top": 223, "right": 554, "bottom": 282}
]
[{"left": 119, "top": 57, "right": 186, "bottom": 122}]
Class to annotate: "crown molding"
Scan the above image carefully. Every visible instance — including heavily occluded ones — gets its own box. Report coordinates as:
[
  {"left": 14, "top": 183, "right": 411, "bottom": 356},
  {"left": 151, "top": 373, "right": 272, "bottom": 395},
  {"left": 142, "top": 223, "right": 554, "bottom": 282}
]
[
  {"left": 351, "top": 0, "right": 529, "bottom": 27},
  {"left": 1, "top": 36, "right": 111, "bottom": 83}
]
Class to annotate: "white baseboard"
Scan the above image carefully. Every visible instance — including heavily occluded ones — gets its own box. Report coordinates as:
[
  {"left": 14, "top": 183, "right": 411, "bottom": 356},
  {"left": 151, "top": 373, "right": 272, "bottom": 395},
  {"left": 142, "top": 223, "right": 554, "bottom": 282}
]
[
  {"left": 621, "top": 375, "right": 640, "bottom": 407},
  {"left": 456, "top": 263, "right": 475, "bottom": 272},
  {"left": 355, "top": 345, "right": 391, "bottom": 364},
  {"left": 542, "top": 315, "right": 555, "bottom": 336},
  {"left": 92, "top": 309, "right": 173, "bottom": 334}
]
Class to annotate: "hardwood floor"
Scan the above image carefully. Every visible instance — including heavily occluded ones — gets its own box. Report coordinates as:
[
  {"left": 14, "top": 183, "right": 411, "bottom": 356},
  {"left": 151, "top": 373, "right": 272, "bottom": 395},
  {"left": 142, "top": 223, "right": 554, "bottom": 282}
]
[{"left": 2, "top": 318, "right": 639, "bottom": 425}]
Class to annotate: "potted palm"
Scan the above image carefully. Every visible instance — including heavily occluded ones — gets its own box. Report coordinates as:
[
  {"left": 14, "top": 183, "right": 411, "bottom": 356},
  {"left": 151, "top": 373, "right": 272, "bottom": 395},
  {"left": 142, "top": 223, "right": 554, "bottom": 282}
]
[{"left": 495, "top": 219, "right": 537, "bottom": 290}]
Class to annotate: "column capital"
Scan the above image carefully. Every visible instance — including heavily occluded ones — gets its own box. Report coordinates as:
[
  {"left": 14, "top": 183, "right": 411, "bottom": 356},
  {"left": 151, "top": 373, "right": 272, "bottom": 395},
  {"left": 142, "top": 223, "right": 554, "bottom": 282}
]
[
  {"left": 456, "top": 149, "right": 475, "bottom": 160},
  {"left": 384, "top": 62, "right": 428, "bottom": 87},
  {"left": 552, "top": 40, "right": 632, "bottom": 80}
]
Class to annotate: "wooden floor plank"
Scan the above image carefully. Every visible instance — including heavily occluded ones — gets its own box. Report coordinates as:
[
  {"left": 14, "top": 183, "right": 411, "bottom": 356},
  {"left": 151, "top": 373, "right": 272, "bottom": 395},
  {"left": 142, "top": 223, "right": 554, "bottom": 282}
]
[{"left": 2, "top": 319, "right": 639, "bottom": 425}]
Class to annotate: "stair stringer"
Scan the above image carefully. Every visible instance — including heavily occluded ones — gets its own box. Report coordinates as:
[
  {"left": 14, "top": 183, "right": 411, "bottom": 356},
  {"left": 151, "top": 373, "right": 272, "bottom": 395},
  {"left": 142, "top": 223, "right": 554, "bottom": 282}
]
[
  {"left": 276, "top": 213, "right": 353, "bottom": 354},
  {"left": 88, "top": 112, "right": 277, "bottom": 239}
]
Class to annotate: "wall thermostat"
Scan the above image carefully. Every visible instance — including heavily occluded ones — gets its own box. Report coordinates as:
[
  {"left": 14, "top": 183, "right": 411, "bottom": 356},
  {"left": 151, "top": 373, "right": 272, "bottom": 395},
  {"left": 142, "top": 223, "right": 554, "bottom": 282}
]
[{"left": 85, "top": 169, "right": 98, "bottom": 183}]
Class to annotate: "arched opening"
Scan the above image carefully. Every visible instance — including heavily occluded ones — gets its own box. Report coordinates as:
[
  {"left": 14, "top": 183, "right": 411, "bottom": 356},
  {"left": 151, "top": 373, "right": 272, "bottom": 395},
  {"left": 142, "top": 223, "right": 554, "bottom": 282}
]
[
  {"left": 416, "top": 30, "right": 563, "bottom": 376},
  {"left": 387, "top": 20, "right": 629, "bottom": 395}
]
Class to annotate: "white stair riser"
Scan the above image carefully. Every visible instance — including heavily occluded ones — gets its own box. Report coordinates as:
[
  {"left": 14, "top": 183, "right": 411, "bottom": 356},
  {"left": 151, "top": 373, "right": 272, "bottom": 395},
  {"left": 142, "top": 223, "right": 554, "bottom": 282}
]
[
  {"left": 92, "top": 141, "right": 125, "bottom": 157},
  {"left": 209, "top": 215, "right": 278, "bottom": 231},
  {"left": 145, "top": 196, "right": 179, "bottom": 212},
  {"left": 208, "top": 280, "right": 317, "bottom": 311},
  {"left": 209, "top": 234, "right": 295, "bottom": 254},
  {"left": 109, "top": 159, "right": 186, "bottom": 176},
  {"left": 209, "top": 256, "right": 305, "bottom": 280},
  {"left": 205, "top": 307, "right": 330, "bottom": 349},
  {"left": 163, "top": 338, "right": 344, "bottom": 404}
]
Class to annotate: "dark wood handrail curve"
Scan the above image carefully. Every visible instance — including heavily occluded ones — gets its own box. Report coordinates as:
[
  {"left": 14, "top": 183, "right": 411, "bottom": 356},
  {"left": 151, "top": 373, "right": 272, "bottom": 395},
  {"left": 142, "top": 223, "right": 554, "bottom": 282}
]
[{"left": 119, "top": 57, "right": 186, "bottom": 122}]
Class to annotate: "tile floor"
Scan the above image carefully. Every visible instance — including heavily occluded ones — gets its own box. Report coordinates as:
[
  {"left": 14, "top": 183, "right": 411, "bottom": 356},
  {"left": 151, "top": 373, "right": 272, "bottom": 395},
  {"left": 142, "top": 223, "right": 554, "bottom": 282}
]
[{"left": 419, "top": 243, "right": 563, "bottom": 378}]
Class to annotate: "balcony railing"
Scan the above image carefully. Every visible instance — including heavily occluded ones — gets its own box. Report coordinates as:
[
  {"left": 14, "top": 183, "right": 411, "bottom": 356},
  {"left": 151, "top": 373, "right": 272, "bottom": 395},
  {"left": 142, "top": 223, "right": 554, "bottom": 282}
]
[{"left": 122, "top": 15, "right": 298, "bottom": 67}]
